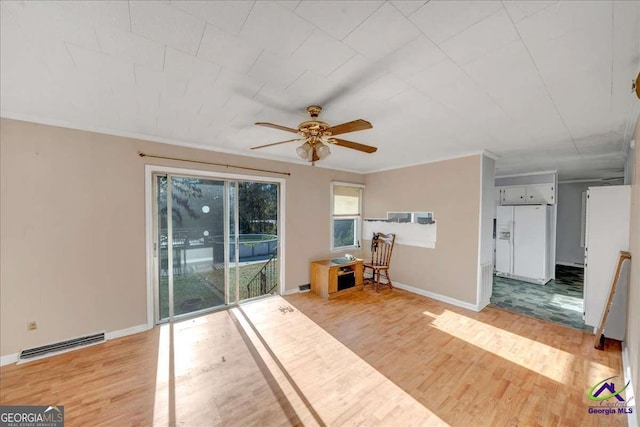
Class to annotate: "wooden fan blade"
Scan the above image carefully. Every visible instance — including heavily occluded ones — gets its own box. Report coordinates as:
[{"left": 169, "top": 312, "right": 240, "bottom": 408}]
[
  {"left": 251, "top": 139, "right": 301, "bottom": 150},
  {"left": 328, "top": 119, "right": 372, "bottom": 136},
  {"left": 255, "top": 122, "right": 299, "bottom": 133},
  {"left": 332, "top": 138, "right": 377, "bottom": 154}
]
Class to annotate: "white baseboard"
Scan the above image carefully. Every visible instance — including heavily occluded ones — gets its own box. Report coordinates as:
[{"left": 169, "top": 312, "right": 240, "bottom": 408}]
[
  {"left": 0, "top": 323, "right": 152, "bottom": 367},
  {"left": 622, "top": 341, "right": 638, "bottom": 427},
  {"left": 282, "top": 287, "right": 299, "bottom": 295},
  {"left": 393, "top": 281, "right": 480, "bottom": 312},
  {"left": 105, "top": 323, "right": 150, "bottom": 340},
  {"left": 0, "top": 352, "right": 19, "bottom": 366},
  {"left": 476, "top": 299, "right": 490, "bottom": 311}
]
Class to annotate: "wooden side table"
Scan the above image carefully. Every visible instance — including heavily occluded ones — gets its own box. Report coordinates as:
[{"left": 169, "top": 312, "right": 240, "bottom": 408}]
[{"left": 310, "top": 259, "right": 364, "bottom": 299}]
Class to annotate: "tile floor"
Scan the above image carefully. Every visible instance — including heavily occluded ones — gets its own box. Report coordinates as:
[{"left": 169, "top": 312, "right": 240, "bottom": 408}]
[{"left": 489, "top": 265, "right": 592, "bottom": 332}]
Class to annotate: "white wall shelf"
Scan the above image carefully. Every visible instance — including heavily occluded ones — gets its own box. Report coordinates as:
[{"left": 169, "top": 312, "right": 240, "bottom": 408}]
[{"left": 363, "top": 212, "right": 437, "bottom": 249}]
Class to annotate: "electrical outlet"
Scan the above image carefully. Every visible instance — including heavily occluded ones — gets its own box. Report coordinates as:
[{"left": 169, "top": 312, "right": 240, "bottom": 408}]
[{"left": 27, "top": 321, "right": 37, "bottom": 331}]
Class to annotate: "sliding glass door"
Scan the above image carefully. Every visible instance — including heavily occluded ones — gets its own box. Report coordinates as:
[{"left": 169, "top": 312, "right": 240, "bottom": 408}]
[
  {"left": 153, "top": 173, "right": 280, "bottom": 323},
  {"left": 156, "top": 175, "right": 226, "bottom": 321},
  {"left": 236, "top": 181, "right": 279, "bottom": 301}
]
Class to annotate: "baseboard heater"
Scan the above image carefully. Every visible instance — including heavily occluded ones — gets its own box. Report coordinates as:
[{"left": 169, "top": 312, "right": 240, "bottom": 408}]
[{"left": 19, "top": 332, "right": 105, "bottom": 361}]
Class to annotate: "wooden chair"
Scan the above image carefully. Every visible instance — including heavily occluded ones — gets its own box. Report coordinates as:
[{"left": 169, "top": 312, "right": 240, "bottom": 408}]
[{"left": 363, "top": 232, "right": 396, "bottom": 292}]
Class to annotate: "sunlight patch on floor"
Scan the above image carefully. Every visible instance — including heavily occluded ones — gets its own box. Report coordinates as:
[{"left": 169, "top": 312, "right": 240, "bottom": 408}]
[
  {"left": 427, "top": 309, "right": 575, "bottom": 384},
  {"left": 550, "top": 294, "right": 583, "bottom": 312},
  {"left": 229, "top": 307, "right": 323, "bottom": 426},
  {"left": 152, "top": 324, "right": 171, "bottom": 425},
  {"left": 241, "top": 296, "right": 449, "bottom": 426},
  {"left": 586, "top": 359, "right": 624, "bottom": 390}
]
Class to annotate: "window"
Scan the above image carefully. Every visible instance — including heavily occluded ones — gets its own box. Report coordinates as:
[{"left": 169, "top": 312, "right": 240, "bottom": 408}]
[{"left": 331, "top": 183, "right": 363, "bottom": 251}]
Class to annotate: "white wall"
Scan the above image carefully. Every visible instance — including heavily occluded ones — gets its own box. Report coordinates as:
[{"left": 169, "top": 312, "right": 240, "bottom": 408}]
[{"left": 556, "top": 180, "right": 624, "bottom": 266}]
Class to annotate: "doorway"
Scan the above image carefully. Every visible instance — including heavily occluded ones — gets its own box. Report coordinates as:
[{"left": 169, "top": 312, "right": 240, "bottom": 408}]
[
  {"left": 490, "top": 266, "right": 589, "bottom": 331},
  {"left": 148, "top": 167, "right": 283, "bottom": 324}
]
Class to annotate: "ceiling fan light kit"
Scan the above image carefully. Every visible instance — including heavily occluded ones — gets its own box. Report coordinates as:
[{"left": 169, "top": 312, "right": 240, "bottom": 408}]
[
  {"left": 296, "top": 141, "right": 312, "bottom": 159},
  {"left": 315, "top": 141, "right": 331, "bottom": 159},
  {"left": 296, "top": 138, "right": 331, "bottom": 161},
  {"left": 252, "top": 105, "right": 377, "bottom": 165}
]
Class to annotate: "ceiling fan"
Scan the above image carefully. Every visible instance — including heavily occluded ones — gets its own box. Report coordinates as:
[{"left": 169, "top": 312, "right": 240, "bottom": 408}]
[{"left": 251, "top": 105, "right": 377, "bottom": 164}]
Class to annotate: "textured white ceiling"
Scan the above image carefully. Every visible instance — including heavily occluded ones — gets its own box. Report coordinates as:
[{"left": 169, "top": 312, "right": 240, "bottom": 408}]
[{"left": 1, "top": 1, "right": 639, "bottom": 179}]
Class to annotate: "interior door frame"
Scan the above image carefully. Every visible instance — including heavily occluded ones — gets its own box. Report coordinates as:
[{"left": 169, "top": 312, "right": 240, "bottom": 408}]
[{"left": 144, "top": 164, "right": 286, "bottom": 328}]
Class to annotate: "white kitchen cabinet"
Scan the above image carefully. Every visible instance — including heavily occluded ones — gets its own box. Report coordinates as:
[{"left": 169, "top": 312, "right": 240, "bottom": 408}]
[
  {"left": 526, "top": 184, "right": 555, "bottom": 204},
  {"left": 499, "top": 184, "right": 555, "bottom": 205},
  {"left": 501, "top": 187, "right": 526, "bottom": 204}
]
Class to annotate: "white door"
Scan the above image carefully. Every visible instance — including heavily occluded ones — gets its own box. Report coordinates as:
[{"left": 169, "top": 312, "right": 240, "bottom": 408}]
[
  {"left": 584, "top": 186, "right": 631, "bottom": 329},
  {"left": 495, "top": 206, "right": 514, "bottom": 274},
  {"left": 513, "top": 205, "right": 547, "bottom": 280}
]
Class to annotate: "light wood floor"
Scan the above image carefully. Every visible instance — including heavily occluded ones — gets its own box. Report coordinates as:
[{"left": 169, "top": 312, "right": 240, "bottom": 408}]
[
  {"left": 0, "top": 288, "right": 626, "bottom": 426},
  {"left": 1, "top": 307, "right": 310, "bottom": 426},
  {"left": 286, "top": 288, "right": 626, "bottom": 427}
]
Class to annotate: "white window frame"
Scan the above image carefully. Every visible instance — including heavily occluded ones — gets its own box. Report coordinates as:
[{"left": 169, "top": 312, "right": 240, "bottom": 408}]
[
  {"left": 144, "top": 164, "right": 286, "bottom": 328},
  {"left": 330, "top": 182, "right": 364, "bottom": 252}
]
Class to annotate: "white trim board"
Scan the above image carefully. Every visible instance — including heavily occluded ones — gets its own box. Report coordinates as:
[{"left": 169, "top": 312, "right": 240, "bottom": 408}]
[
  {"left": 393, "top": 281, "right": 480, "bottom": 312},
  {"left": 0, "top": 353, "right": 19, "bottom": 366},
  {"left": 495, "top": 170, "right": 558, "bottom": 179},
  {"left": 476, "top": 155, "right": 484, "bottom": 311},
  {"left": 622, "top": 341, "right": 638, "bottom": 427},
  {"left": 558, "top": 178, "right": 612, "bottom": 184},
  {"left": 475, "top": 154, "right": 483, "bottom": 309},
  {"left": 0, "top": 323, "right": 151, "bottom": 367},
  {"left": 105, "top": 324, "right": 150, "bottom": 340},
  {"left": 482, "top": 150, "right": 500, "bottom": 160}
]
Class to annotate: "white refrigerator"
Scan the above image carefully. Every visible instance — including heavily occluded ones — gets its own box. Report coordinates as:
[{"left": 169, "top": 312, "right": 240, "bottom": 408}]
[{"left": 496, "top": 205, "right": 552, "bottom": 284}]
